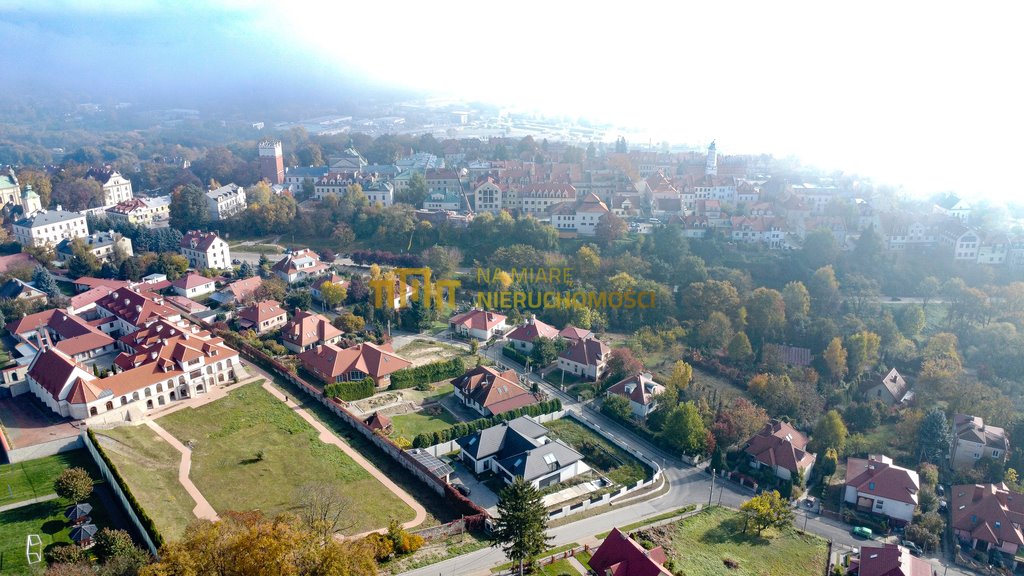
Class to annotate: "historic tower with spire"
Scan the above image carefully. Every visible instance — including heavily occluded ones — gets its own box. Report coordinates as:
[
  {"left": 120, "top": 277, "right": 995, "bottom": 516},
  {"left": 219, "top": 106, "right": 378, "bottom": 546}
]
[{"left": 705, "top": 140, "right": 718, "bottom": 177}]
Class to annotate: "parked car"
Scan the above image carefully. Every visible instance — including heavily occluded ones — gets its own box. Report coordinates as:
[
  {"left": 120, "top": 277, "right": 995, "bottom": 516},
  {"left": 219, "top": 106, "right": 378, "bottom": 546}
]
[
  {"left": 936, "top": 485, "right": 945, "bottom": 496},
  {"left": 901, "top": 540, "right": 923, "bottom": 556},
  {"left": 455, "top": 483, "right": 471, "bottom": 497},
  {"left": 851, "top": 526, "right": 873, "bottom": 539},
  {"left": 232, "top": 258, "right": 241, "bottom": 265},
  {"left": 938, "top": 500, "right": 949, "bottom": 513}
]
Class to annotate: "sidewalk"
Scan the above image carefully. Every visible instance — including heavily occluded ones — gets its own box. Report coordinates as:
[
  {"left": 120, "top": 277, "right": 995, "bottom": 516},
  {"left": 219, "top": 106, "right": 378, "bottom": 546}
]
[
  {"left": 143, "top": 420, "right": 219, "bottom": 522},
  {"left": 257, "top": 379, "right": 428, "bottom": 534},
  {"left": 0, "top": 493, "right": 58, "bottom": 513}
]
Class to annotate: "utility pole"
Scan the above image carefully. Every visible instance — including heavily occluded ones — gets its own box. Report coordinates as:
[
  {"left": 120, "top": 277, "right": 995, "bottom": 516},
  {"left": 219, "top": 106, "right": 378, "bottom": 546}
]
[{"left": 709, "top": 469, "right": 715, "bottom": 507}]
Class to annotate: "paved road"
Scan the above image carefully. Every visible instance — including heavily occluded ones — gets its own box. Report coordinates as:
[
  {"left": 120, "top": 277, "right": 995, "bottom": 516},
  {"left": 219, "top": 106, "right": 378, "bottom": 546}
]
[{"left": 400, "top": 332, "right": 972, "bottom": 576}]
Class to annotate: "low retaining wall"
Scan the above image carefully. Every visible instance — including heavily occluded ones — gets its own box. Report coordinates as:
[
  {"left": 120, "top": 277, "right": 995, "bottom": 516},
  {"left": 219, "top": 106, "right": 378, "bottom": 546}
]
[
  {"left": 2, "top": 433, "right": 82, "bottom": 464},
  {"left": 80, "top": 430, "right": 160, "bottom": 557}
]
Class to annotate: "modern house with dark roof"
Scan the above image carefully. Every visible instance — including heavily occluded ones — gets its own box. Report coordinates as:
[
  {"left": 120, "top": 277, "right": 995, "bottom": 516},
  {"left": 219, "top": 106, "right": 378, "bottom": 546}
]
[
  {"left": 505, "top": 315, "right": 559, "bottom": 354},
  {"left": 847, "top": 543, "right": 933, "bottom": 576},
  {"left": 0, "top": 278, "right": 47, "bottom": 304},
  {"left": 451, "top": 365, "right": 537, "bottom": 417},
  {"left": 864, "top": 368, "right": 911, "bottom": 406},
  {"left": 557, "top": 337, "right": 609, "bottom": 381},
  {"left": 951, "top": 414, "right": 1010, "bottom": 470},
  {"left": 743, "top": 419, "right": 816, "bottom": 482},
  {"left": 605, "top": 372, "right": 665, "bottom": 420},
  {"left": 588, "top": 527, "right": 672, "bottom": 576},
  {"left": 951, "top": 483, "right": 1024, "bottom": 567},
  {"left": 844, "top": 454, "right": 920, "bottom": 524},
  {"left": 457, "top": 416, "right": 587, "bottom": 489}
]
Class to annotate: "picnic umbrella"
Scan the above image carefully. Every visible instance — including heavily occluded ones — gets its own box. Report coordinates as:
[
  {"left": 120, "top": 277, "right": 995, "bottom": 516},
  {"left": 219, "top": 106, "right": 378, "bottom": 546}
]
[
  {"left": 64, "top": 503, "right": 93, "bottom": 524},
  {"left": 69, "top": 523, "right": 98, "bottom": 544}
]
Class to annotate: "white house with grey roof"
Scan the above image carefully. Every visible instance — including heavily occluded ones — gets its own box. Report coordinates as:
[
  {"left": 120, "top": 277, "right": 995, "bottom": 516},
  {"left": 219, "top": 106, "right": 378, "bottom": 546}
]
[
  {"left": 206, "top": 183, "right": 247, "bottom": 221},
  {"left": 14, "top": 209, "right": 89, "bottom": 248},
  {"left": 457, "top": 416, "right": 588, "bottom": 489}
]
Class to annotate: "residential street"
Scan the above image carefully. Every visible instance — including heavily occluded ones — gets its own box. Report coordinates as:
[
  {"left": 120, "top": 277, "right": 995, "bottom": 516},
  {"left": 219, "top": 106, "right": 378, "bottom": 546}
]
[{"left": 398, "top": 333, "right": 970, "bottom": 576}]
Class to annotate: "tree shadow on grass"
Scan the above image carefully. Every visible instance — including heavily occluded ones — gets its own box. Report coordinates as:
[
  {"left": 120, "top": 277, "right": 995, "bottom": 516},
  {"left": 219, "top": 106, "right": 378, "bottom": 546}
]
[
  {"left": 698, "top": 514, "right": 772, "bottom": 547},
  {"left": 41, "top": 519, "right": 65, "bottom": 535}
]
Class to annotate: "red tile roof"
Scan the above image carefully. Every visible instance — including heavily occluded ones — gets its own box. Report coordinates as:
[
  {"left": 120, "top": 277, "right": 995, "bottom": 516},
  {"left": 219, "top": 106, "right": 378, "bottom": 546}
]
[
  {"left": 451, "top": 365, "right": 537, "bottom": 415},
  {"left": 845, "top": 455, "right": 920, "bottom": 506},
  {"left": 298, "top": 342, "right": 411, "bottom": 381},
  {"left": 588, "top": 528, "right": 672, "bottom": 576},
  {"left": 171, "top": 273, "right": 215, "bottom": 290},
  {"left": 0, "top": 253, "right": 38, "bottom": 275},
  {"left": 239, "top": 300, "right": 286, "bottom": 325},
  {"left": 606, "top": 373, "right": 664, "bottom": 408},
  {"left": 180, "top": 230, "right": 223, "bottom": 252},
  {"left": 282, "top": 309, "right": 342, "bottom": 348},
  {"left": 559, "top": 338, "right": 609, "bottom": 367},
  {"left": 27, "top": 348, "right": 87, "bottom": 402},
  {"left": 97, "top": 288, "right": 181, "bottom": 328},
  {"left": 743, "top": 419, "right": 815, "bottom": 474},
  {"left": 505, "top": 317, "right": 558, "bottom": 343},
  {"left": 558, "top": 325, "right": 592, "bottom": 341},
  {"left": 951, "top": 483, "right": 1024, "bottom": 548},
  {"left": 69, "top": 286, "right": 113, "bottom": 310},
  {"left": 852, "top": 544, "right": 933, "bottom": 576},
  {"left": 449, "top": 309, "right": 506, "bottom": 331},
  {"left": 73, "top": 277, "right": 131, "bottom": 291}
]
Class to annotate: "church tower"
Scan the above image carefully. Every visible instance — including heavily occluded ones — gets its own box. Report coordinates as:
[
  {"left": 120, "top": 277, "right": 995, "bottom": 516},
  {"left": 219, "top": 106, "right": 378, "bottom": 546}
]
[
  {"left": 21, "top": 184, "right": 41, "bottom": 215},
  {"left": 705, "top": 140, "right": 718, "bottom": 177},
  {"left": 258, "top": 140, "right": 285, "bottom": 185}
]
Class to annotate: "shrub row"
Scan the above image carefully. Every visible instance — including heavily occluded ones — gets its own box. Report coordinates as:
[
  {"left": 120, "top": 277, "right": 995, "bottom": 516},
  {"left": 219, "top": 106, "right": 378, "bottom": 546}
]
[
  {"left": 502, "top": 345, "right": 529, "bottom": 365},
  {"left": 389, "top": 357, "right": 465, "bottom": 390},
  {"left": 412, "top": 399, "right": 562, "bottom": 448},
  {"left": 86, "top": 429, "right": 165, "bottom": 549},
  {"left": 324, "top": 377, "right": 376, "bottom": 401}
]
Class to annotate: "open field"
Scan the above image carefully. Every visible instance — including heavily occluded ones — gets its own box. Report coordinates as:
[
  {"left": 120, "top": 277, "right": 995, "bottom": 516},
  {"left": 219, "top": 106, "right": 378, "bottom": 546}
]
[
  {"left": 390, "top": 407, "right": 458, "bottom": 441},
  {"left": 0, "top": 450, "right": 99, "bottom": 507},
  {"left": 543, "top": 417, "right": 647, "bottom": 487},
  {"left": 655, "top": 506, "right": 828, "bottom": 576},
  {"left": 396, "top": 338, "right": 478, "bottom": 368},
  {"left": 157, "top": 382, "right": 415, "bottom": 535},
  {"left": 93, "top": 425, "right": 197, "bottom": 539}
]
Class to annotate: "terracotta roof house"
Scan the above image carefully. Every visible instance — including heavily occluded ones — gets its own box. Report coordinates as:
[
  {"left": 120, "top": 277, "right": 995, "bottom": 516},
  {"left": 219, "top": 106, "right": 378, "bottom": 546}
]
[
  {"left": 95, "top": 287, "right": 182, "bottom": 334},
  {"left": 557, "top": 337, "right": 610, "bottom": 381},
  {"left": 272, "top": 248, "right": 328, "bottom": 284},
  {"left": 457, "top": 416, "right": 588, "bottom": 489},
  {"left": 588, "top": 527, "right": 672, "bottom": 576},
  {"left": 847, "top": 543, "right": 933, "bottom": 576},
  {"left": 67, "top": 285, "right": 113, "bottom": 316},
  {"left": 844, "top": 454, "right": 920, "bottom": 524},
  {"left": 951, "top": 414, "right": 1010, "bottom": 470},
  {"left": 505, "top": 315, "right": 559, "bottom": 354},
  {"left": 179, "top": 230, "right": 231, "bottom": 271},
  {"left": 298, "top": 342, "right": 411, "bottom": 387},
  {"left": 605, "top": 372, "right": 665, "bottom": 419},
  {"left": 281, "top": 309, "right": 342, "bottom": 353},
  {"left": 0, "top": 253, "right": 39, "bottom": 275},
  {"left": 237, "top": 300, "right": 287, "bottom": 334},
  {"left": 951, "top": 483, "right": 1024, "bottom": 566},
  {"left": 364, "top": 412, "right": 392, "bottom": 432},
  {"left": 743, "top": 419, "right": 816, "bottom": 482},
  {"left": 170, "top": 273, "right": 216, "bottom": 298},
  {"left": 449, "top": 309, "right": 507, "bottom": 340},
  {"left": 558, "top": 325, "right": 592, "bottom": 342},
  {"left": 864, "top": 368, "right": 911, "bottom": 406},
  {"left": 166, "top": 295, "right": 210, "bottom": 315},
  {"left": 451, "top": 365, "right": 537, "bottom": 417},
  {"left": 6, "top": 308, "right": 116, "bottom": 362},
  {"left": 73, "top": 276, "right": 131, "bottom": 293},
  {"left": 211, "top": 276, "right": 262, "bottom": 306}
]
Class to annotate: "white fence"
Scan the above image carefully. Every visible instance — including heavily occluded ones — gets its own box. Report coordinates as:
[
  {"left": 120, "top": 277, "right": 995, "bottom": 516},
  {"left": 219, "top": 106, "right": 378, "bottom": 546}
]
[
  {"left": 80, "top": 431, "right": 160, "bottom": 556},
  {"left": 2, "top": 434, "right": 82, "bottom": 464}
]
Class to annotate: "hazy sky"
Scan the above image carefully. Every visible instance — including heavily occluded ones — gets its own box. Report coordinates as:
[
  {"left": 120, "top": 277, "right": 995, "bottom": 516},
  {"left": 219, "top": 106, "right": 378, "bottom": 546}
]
[{"left": 2, "top": 1, "right": 1022, "bottom": 203}]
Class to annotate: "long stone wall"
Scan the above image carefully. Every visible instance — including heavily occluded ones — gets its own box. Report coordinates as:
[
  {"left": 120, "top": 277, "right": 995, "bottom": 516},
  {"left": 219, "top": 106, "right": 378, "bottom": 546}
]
[{"left": 2, "top": 433, "right": 82, "bottom": 464}]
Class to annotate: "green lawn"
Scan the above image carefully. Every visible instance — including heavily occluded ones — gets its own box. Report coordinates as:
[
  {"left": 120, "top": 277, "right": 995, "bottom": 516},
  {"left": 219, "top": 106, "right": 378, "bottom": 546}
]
[
  {"left": 667, "top": 506, "right": 828, "bottom": 576},
  {"left": 0, "top": 492, "right": 117, "bottom": 574},
  {"left": 389, "top": 408, "right": 458, "bottom": 442},
  {"left": 491, "top": 542, "right": 580, "bottom": 573},
  {"left": 538, "top": 557, "right": 582, "bottom": 575},
  {"left": 93, "top": 426, "right": 196, "bottom": 539},
  {"left": 0, "top": 451, "right": 99, "bottom": 507},
  {"left": 543, "top": 417, "right": 648, "bottom": 487},
  {"left": 157, "top": 381, "right": 415, "bottom": 535}
]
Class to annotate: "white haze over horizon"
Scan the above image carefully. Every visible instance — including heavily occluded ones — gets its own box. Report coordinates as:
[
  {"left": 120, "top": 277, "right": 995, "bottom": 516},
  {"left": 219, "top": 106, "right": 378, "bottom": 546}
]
[{"left": 4, "top": 0, "right": 1023, "bottom": 205}]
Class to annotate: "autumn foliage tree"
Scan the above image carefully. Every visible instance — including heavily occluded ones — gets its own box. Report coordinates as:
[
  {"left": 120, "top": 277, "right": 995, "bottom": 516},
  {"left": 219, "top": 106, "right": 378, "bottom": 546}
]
[{"left": 740, "top": 490, "right": 793, "bottom": 535}]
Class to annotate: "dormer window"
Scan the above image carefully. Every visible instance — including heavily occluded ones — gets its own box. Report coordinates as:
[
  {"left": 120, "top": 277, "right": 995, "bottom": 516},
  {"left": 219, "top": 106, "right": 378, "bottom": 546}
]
[{"left": 868, "top": 482, "right": 875, "bottom": 491}]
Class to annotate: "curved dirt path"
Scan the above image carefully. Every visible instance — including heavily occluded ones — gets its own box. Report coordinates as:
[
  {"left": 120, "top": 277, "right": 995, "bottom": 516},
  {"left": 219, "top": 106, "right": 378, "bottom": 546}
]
[
  {"left": 258, "top": 380, "right": 428, "bottom": 533},
  {"left": 143, "top": 420, "right": 219, "bottom": 522}
]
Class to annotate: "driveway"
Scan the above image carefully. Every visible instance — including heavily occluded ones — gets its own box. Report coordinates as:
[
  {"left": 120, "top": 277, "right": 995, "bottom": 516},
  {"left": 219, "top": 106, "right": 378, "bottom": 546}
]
[{"left": 449, "top": 459, "right": 500, "bottom": 515}]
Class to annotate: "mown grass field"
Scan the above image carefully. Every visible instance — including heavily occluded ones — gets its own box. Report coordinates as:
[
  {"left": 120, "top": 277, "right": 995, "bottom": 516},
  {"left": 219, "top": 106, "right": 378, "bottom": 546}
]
[
  {"left": 93, "top": 425, "right": 196, "bottom": 539},
  {"left": 543, "top": 417, "right": 648, "bottom": 487},
  {"left": 667, "top": 506, "right": 827, "bottom": 576},
  {"left": 0, "top": 450, "right": 99, "bottom": 506},
  {"left": 158, "top": 382, "right": 415, "bottom": 535}
]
